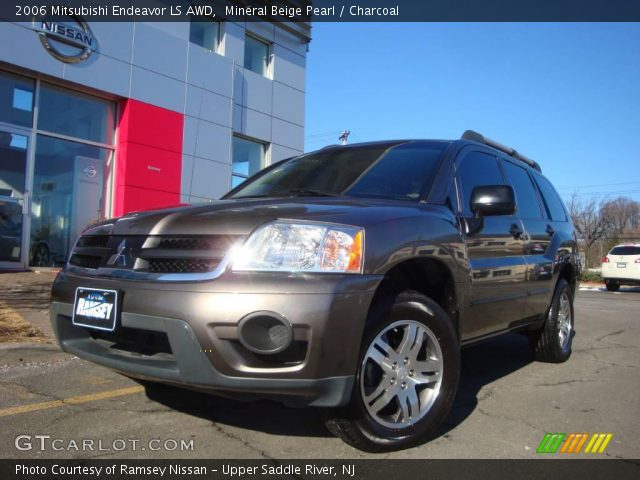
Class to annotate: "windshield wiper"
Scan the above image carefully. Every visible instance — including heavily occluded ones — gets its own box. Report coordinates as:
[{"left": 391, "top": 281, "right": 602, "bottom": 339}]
[{"left": 285, "top": 188, "right": 342, "bottom": 197}]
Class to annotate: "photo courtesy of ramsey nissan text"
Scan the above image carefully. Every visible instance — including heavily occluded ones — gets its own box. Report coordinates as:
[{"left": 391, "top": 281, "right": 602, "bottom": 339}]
[{"left": 0, "top": 1, "right": 638, "bottom": 479}]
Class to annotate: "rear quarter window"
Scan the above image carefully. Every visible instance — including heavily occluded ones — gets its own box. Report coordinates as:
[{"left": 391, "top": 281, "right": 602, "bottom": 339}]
[{"left": 533, "top": 173, "right": 567, "bottom": 221}]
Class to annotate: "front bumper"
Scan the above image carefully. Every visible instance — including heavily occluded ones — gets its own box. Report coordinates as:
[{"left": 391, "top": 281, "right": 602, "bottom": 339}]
[{"left": 50, "top": 270, "right": 381, "bottom": 407}]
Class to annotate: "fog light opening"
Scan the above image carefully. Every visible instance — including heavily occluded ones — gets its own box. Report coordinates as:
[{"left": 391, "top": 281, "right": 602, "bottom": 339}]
[{"left": 238, "top": 312, "right": 293, "bottom": 355}]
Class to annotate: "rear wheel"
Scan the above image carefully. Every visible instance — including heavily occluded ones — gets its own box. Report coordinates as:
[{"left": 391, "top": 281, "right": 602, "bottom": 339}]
[
  {"left": 605, "top": 280, "right": 620, "bottom": 292},
  {"left": 531, "top": 278, "right": 574, "bottom": 363},
  {"left": 323, "top": 291, "right": 460, "bottom": 452}
]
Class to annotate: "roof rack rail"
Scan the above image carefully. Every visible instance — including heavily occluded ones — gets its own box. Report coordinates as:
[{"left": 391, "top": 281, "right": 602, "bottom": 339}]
[{"left": 461, "top": 130, "right": 542, "bottom": 172}]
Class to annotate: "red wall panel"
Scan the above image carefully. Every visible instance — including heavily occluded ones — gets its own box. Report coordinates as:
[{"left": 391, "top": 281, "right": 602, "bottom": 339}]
[
  {"left": 118, "top": 100, "right": 183, "bottom": 153},
  {"left": 113, "top": 99, "right": 184, "bottom": 216}
]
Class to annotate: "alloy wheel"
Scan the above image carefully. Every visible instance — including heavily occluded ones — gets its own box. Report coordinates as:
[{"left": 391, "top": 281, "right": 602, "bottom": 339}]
[
  {"left": 360, "top": 320, "right": 444, "bottom": 429},
  {"left": 556, "top": 291, "right": 572, "bottom": 350}
]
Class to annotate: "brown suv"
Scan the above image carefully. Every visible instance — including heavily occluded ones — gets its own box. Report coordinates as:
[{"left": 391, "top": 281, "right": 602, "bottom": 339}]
[{"left": 50, "top": 131, "right": 578, "bottom": 451}]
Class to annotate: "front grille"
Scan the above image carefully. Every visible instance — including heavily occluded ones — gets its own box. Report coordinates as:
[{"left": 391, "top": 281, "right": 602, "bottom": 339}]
[
  {"left": 156, "top": 237, "right": 228, "bottom": 250},
  {"left": 146, "top": 258, "right": 220, "bottom": 274},
  {"left": 76, "top": 236, "right": 110, "bottom": 248},
  {"left": 69, "top": 254, "right": 102, "bottom": 269},
  {"left": 68, "top": 234, "right": 238, "bottom": 276}
]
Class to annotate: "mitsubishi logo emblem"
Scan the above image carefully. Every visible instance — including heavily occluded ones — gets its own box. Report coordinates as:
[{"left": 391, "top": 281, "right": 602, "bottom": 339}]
[{"left": 107, "top": 239, "right": 127, "bottom": 267}]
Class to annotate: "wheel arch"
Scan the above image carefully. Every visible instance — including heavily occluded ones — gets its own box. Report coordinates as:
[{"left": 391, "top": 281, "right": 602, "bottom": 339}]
[
  {"left": 365, "top": 257, "right": 460, "bottom": 339},
  {"left": 557, "top": 262, "right": 578, "bottom": 297}
]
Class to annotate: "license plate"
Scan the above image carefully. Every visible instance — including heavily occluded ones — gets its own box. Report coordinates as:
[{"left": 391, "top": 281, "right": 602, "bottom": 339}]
[
  {"left": 72, "top": 288, "right": 118, "bottom": 331},
  {"left": 617, "top": 262, "right": 627, "bottom": 268}
]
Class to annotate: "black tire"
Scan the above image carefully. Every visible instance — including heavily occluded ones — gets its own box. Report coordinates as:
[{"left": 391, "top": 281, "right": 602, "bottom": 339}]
[
  {"left": 531, "top": 278, "right": 574, "bottom": 363},
  {"left": 31, "top": 243, "right": 50, "bottom": 267},
  {"left": 605, "top": 280, "right": 620, "bottom": 292},
  {"left": 322, "top": 290, "right": 460, "bottom": 452}
]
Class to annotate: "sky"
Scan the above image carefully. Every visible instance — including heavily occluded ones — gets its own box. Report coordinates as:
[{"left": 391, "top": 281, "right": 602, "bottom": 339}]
[{"left": 304, "top": 23, "right": 640, "bottom": 202}]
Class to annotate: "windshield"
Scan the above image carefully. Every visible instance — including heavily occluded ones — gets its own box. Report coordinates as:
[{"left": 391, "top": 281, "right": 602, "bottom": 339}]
[{"left": 227, "top": 141, "right": 448, "bottom": 201}]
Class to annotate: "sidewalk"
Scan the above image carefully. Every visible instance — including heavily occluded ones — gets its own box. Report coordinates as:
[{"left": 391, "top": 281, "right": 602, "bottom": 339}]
[{"left": 0, "top": 269, "right": 58, "bottom": 343}]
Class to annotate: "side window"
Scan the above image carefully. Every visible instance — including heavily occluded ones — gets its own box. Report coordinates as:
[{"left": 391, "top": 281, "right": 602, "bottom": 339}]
[
  {"left": 533, "top": 173, "right": 567, "bottom": 221},
  {"left": 502, "top": 160, "right": 543, "bottom": 219},
  {"left": 457, "top": 151, "right": 505, "bottom": 215}
]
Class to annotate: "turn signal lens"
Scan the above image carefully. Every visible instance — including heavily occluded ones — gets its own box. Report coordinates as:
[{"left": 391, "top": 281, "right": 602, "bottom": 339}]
[{"left": 347, "top": 230, "right": 363, "bottom": 273}]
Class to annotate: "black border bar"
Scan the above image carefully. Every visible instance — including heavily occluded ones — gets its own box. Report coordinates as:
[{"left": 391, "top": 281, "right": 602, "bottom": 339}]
[
  {"left": 4, "top": 459, "right": 640, "bottom": 480},
  {"left": 3, "top": 0, "right": 640, "bottom": 22}
]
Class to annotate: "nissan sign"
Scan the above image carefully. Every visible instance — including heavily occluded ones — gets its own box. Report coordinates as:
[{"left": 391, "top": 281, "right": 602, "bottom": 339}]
[{"left": 33, "top": 16, "right": 95, "bottom": 63}]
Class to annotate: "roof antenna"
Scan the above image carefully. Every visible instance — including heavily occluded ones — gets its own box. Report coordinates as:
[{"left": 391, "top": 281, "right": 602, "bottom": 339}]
[{"left": 338, "top": 130, "right": 350, "bottom": 145}]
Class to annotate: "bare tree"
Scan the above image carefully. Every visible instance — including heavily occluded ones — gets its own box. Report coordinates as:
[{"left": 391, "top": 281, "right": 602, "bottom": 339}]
[
  {"left": 567, "top": 194, "right": 610, "bottom": 268},
  {"left": 600, "top": 196, "right": 640, "bottom": 237}
]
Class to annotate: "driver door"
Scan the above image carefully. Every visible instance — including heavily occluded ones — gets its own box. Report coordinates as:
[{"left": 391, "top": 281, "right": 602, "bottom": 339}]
[{"left": 455, "top": 149, "right": 528, "bottom": 340}]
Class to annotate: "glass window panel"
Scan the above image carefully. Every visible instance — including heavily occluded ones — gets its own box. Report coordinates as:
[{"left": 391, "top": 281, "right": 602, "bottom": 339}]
[
  {"left": 233, "top": 136, "right": 264, "bottom": 177},
  {"left": 0, "top": 70, "right": 34, "bottom": 127},
  {"left": 31, "top": 134, "right": 111, "bottom": 266},
  {"left": 38, "top": 84, "right": 115, "bottom": 145},
  {"left": 459, "top": 152, "right": 505, "bottom": 215},
  {"left": 244, "top": 35, "right": 270, "bottom": 76},
  {"left": 13, "top": 89, "right": 33, "bottom": 111},
  {"left": 533, "top": 172, "right": 567, "bottom": 221},
  {"left": 190, "top": 19, "right": 220, "bottom": 52},
  {"left": 0, "top": 131, "right": 28, "bottom": 262},
  {"left": 232, "top": 175, "right": 246, "bottom": 189},
  {"left": 502, "top": 160, "right": 543, "bottom": 219}
]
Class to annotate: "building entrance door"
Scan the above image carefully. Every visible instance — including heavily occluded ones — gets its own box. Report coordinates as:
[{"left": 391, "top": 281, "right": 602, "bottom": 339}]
[{"left": 0, "top": 128, "right": 31, "bottom": 269}]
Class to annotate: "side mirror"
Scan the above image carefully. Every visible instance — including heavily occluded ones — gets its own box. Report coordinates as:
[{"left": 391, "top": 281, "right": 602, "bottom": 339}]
[{"left": 470, "top": 185, "right": 516, "bottom": 217}]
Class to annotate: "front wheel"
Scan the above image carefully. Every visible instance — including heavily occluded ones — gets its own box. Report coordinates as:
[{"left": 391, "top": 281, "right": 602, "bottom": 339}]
[
  {"left": 531, "top": 278, "right": 574, "bottom": 363},
  {"left": 323, "top": 291, "right": 460, "bottom": 452}
]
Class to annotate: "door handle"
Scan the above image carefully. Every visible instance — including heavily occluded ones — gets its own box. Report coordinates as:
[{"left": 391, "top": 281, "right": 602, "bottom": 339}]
[
  {"left": 545, "top": 224, "right": 555, "bottom": 237},
  {"left": 509, "top": 223, "right": 524, "bottom": 239}
]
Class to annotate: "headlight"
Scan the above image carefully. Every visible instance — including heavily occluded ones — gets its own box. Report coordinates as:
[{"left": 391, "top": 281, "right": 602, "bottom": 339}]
[{"left": 232, "top": 221, "right": 364, "bottom": 273}]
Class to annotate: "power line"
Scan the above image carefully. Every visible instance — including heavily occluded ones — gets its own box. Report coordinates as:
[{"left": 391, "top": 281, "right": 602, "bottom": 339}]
[
  {"left": 556, "top": 181, "right": 640, "bottom": 191},
  {"left": 304, "top": 131, "right": 342, "bottom": 139},
  {"left": 563, "top": 189, "right": 640, "bottom": 197}
]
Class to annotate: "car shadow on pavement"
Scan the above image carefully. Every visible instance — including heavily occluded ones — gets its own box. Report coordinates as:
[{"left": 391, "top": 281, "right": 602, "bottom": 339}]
[
  {"left": 142, "top": 382, "right": 333, "bottom": 438},
  {"left": 437, "top": 333, "right": 533, "bottom": 438},
  {"left": 142, "top": 333, "right": 533, "bottom": 442}
]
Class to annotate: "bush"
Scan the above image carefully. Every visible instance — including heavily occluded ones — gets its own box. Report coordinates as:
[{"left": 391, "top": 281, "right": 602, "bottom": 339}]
[{"left": 580, "top": 270, "right": 603, "bottom": 283}]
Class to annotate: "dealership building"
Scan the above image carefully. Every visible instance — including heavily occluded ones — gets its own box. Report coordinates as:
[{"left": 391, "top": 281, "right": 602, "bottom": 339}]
[{"left": 0, "top": 7, "right": 310, "bottom": 269}]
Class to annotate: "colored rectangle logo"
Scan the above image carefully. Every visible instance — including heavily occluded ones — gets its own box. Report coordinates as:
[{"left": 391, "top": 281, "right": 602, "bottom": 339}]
[{"left": 537, "top": 433, "right": 613, "bottom": 454}]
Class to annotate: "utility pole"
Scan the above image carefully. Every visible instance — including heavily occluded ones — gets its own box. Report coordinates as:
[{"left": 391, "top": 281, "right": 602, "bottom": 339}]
[{"left": 339, "top": 130, "right": 350, "bottom": 145}]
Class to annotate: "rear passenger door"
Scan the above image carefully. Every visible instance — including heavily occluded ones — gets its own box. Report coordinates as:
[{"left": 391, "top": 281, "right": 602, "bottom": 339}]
[
  {"left": 500, "top": 158, "right": 553, "bottom": 318},
  {"left": 455, "top": 150, "right": 528, "bottom": 340}
]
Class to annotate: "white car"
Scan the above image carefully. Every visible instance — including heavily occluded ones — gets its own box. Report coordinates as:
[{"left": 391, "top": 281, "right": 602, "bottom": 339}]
[{"left": 601, "top": 244, "right": 640, "bottom": 291}]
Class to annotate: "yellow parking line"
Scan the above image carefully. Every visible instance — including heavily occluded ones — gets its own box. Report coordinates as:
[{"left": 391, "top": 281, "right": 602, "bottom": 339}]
[{"left": 0, "top": 386, "right": 144, "bottom": 417}]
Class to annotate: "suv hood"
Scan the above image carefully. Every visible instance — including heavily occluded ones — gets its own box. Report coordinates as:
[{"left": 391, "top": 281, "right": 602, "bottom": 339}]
[{"left": 104, "top": 197, "right": 423, "bottom": 237}]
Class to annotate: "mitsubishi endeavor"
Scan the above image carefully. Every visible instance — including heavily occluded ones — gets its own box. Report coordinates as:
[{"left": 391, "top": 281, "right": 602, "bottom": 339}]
[{"left": 50, "top": 131, "right": 578, "bottom": 451}]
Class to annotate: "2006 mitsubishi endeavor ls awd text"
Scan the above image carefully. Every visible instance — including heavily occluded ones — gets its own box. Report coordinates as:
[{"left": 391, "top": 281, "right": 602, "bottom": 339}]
[{"left": 50, "top": 130, "right": 578, "bottom": 451}]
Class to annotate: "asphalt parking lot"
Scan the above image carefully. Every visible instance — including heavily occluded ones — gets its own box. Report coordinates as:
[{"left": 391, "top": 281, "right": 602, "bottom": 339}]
[{"left": 1, "top": 282, "right": 638, "bottom": 459}]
